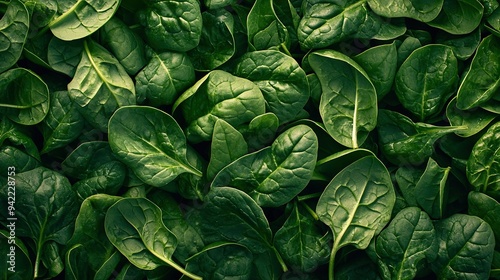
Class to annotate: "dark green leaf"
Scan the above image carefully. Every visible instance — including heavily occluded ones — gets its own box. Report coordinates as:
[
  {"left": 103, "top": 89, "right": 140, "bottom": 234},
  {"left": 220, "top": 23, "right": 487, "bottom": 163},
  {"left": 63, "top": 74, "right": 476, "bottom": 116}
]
[
  {"left": 367, "top": 0, "right": 444, "bottom": 22},
  {"left": 446, "top": 97, "right": 497, "bottom": 137},
  {"left": 468, "top": 192, "right": 500, "bottom": 249},
  {"left": 414, "top": 158, "right": 450, "bottom": 219},
  {"left": 47, "top": 37, "right": 84, "bottom": 77},
  {"left": 427, "top": 0, "right": 483, "bottom": 35},
  {"left": 0, "top": 0, "right": 29, "bottom": 73},
  {"left": 247, "top": 0, "right": 289, "bottom": 50}
]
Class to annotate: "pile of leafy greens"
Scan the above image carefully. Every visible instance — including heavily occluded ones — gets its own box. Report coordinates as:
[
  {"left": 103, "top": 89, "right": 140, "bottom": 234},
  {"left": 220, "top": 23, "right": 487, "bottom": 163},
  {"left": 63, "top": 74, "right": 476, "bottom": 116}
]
[{"left": 1, "top": 0, "right": 500, "bottom": 279}]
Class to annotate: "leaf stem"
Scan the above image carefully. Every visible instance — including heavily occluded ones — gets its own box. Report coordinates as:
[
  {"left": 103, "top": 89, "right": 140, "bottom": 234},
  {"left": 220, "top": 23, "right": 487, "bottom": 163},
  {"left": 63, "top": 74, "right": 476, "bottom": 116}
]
[
  {"left": 299, "top": 201, "right": 319, "bottom": 220},
  {"left": 328, "top": 245, "right": 336, "bottom": 280},
  {"left": 165, "top": 258, "right": 202, "bottom": 280},
  {"left": 272, "top": 246, "right": 288, "bottom": 272},
  {"left": 297, "top": 192, "right": 321, "bottom": 201}
]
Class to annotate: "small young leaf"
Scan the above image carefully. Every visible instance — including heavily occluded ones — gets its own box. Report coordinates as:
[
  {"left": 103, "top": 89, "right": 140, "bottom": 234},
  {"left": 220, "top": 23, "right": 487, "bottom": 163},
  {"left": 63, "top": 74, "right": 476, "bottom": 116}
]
[{"left": 414, "top": 158, "right": 450, "bottom": 219}]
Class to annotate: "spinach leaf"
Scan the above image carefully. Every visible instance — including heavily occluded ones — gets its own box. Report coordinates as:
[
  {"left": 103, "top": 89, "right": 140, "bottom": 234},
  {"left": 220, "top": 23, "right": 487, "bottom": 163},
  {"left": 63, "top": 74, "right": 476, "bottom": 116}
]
[
  {"left": 298, "top": 0, "right": 405, "bottom": 50},
  {"left": 316, "top": 156, "right": 395, "bottom": 279},
  {"left": 456, "top": 35, "right": 500, "bottom": 110},
  {"left": 241, "top": 112, "right": 279, "bottom": 151},
  {"left": 274, "top": 201, "right": 331, "bottom": 272},
  {"left": 468, "top": 192, "right": 500, "bottom": 249},
  {"left": 65, "top": 194, "right": 122, "bottom": 279},
  {"left": 0, "top": 0, "right": 29, "bottom": 73},
  {"left": 309, "top": 50, "right": 377, "bottom": 148},
  {"left": 377, "top": 109, "right": 465, "bottom": 165},
  {"left": 68, "top": 39, "right": 136, "bottom": 132},
  {"left": 0, "top": 68, "right": 49, "bottom": 125},
  {"left": 375, "top": 207, "right": 437, "bottom": 280},
  {"left": 353, "top": 42, "right": 398, "bottom": 100},
  {"left": 207, "top": 119, "right": 248, "bottom": 181},
  {"left": 47, "top": 37, "right": 84, "bottom": 77},
  {"left": 41, "top": 91, "right": 85, "bottom": 154},
  {"left": 435, "top": 28, "right": 481, "bottom": 60},
  {"left": 247, "top": 0, "right": 289, "bottom": 50},
  {"left": 0, "top": 167, "right": 79, "bottom": 278},
  {"left": 138, "top": 0, "right": 202, "bottom": 52},
  {"left": 431, "top": 214, "right": 495, "bottom": 279},
  {"left": 414, "top": 158, "right": 450, "bottom": 219},
  {"left": 0, "top": 116, "right": 40, "bottom": 160},
  {"left": 62, "top": 141, "right": 126, "bottom": 199},
  {"left": 174, "top": 70, "right": 266, "bottom": 143},
  {"left": 0, "top": 230, "right": 33, "bottom": 280},
  {"left": 0, "top": 146, "right": 40, "bottom": 175},
  {"left": 367, "top": 0, "right": 444, "bottom": 22},
  {"left": 188, "top": 9, "right": 236, "bottom": 71},
  {"left": 395, "top": 44, "right": 458, "bottom": 121},
  {"left": 446, "top": 97, "right": 497, "bottom": 137},
  {"left": 135, "top": 50, "right": 195, "bottom": 106},
  {"left": 466, "top": 121, "right": 500, "bottom": 199},
  {"left": 427, "top": 0, "right": 483, "bottom": 35},
  {"left": 184, "top": 242, "right": 253, "bottom": 280},
  {"left": 232, "top": 50, "right": 309, "bottom": 124},
  {"left": 48, "top": 0, "right": 120, "bottom": 40},
  {"left": 212, "top": 124, "right": 318, "bottom": 207},
  {"left": 104, "top": 197, "right": 202, "bottom": 279},
  {"left": 100, "top": 17, "right": 147, "bottom": 76},
  {"left": 108, "top": 106, "right": 202, "bottom": 187}
]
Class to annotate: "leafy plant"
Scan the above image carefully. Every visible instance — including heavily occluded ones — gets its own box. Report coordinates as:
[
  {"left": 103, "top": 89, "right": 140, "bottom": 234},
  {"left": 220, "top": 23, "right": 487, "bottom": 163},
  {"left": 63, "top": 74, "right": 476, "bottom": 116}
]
[{"left": 1, "top": 0, "right": 500, "bottom": 279}]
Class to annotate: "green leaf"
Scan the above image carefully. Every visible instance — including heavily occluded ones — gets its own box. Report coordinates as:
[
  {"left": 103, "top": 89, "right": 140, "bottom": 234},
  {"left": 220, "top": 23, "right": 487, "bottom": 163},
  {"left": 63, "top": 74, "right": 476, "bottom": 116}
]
[
  {"left": 435, "top": 28, "right": 481, "bottom": 60},
  {"left": 108, "top": 106, "right": 202, "bottom": 187},
  {"left": 309, "top": 49, "right": 377, "bottom": 148},
  {"left": 212, "top": 124, "right": 318, "bottom": 207},
  {"left": 0, "top": 0, "right": 29, "bottom": 73},
  {"left": 395, "top": 45, "right": 458, "bottom": 121},
  {"left": 298, "top": 0, "right": 406, "bottom": 50},
  {"left": 274, "top": 202, "right": 331, "bottom": 272},
  {"left": 48, "top": 0, "right": 120, "bottom": 40},
  {"left": 414, "top": 158, "right": 450, "bottom": 219},
  {"left": 185, "top": 242, "right": 253, "bottom": 280},
  {"left": 468, "top": 192, "right": 500, "bottom": 249},
  {"left": 316, "top": 156, "right": 395, "bottom": 279},
  {"left": 68, "top": 39, "right": 136, "bottom": 132},
  {"left": 367, "top": 0, "right": 444, "bottom": 22},
  {"left": 139, "top": 0, "right": 202, "bottom": 52},
  {"left": 174, "top": 70, "right": 266, "bottom": 143},
  {"left": 100, "top": 17, "right": 147, "bottom": 75},
  {"left": 0, "top": 116, "right": 40, "bottom": 160},
  {"left": 0, "top": 230, "right": 33, "bottom": 280},
  {"left": 377, "top": 109, "right": 465, "bottom": 165},
  {"left": 353, "top": 42, "right": 398, "bottom": 100},
  {"left": 135, "top": 51, "right": 195, "bottom": 106},
  {"left": 105, "top": 197, "right": 202, "bottom": 279},
  {"left": 456, "top": 35, "right": 500, "bottom": 110},
  {"left": 207, "top": 119, "right": 248, "bottom": 181},
  {"left": 0, "top": 167, "right": 79, "bottom": 278},
  {"left": 0, "top": 68, "right": 50, "bottom": 125},
  {"left": 242, "top": 113, "right": 279, "bottom": 151},
  {"left": 446, "top": 97, "right": 497, "bottom": 137},
  {"left": 467, "top": 121, "right": 500, "bottom": 199},
  {"left": 427, "top": 0, "right": 483, "bottom": 35},
  {"left": 432, "top": 214, "right": 495, "bottom": 279},
  {"left": 0, "top": 146, "right": 40, "bottom": 175},
  {"left": 247, "top": 0, "right": 289, "bottom": 50},
  {"left": 314, "top": 148, "right": 375, "bottom": 181},
  {"left": 62, "top": 141, "right": 126, "bottom": 199},
  {"left": 41, "top": 91, "right": 85, "bottom": 154},
  {"left": 47, "top": 37, "right": 84, "bottom": 77},
  {"left": 232, "top": 50, "right": 310, "bottom": 124},
  {"left": 188, "top": 9, "right": 236, "bottom": 71},
  {"left": 375, "top": 207, "right": 437, "bottom": 280}
]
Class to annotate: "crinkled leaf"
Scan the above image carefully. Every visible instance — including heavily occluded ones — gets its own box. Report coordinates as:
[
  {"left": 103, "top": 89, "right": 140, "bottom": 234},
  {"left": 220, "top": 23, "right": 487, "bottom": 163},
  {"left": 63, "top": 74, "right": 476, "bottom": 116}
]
[
  {"left": 47, "top": 37, "right": 84, "bottom": 77},
  {"left": 247, "top": 0, "right": 289, "bottom": 50},
  {"left": 108, "top": 106, "right": 201, "bottom": 187},
  {"left": 309, "top": 49, "right": 377, "bottom": 148},
  {"left": 68, "top": 39, "right": 136, "bottom": 132},
  {"left": 468, "top": 192, "right": 500, "bottom": 249},
  {"left": 367, "top": 0, "right": 444, "bottom": 22},
  {"left": 212, "top": 125, "right": 318, "bottom": 207},
  {"left": 0, "top": 116, "right": 40, "bottom": 160},
  {"left": 0, "top": 0, "right": 29, "bottom": 73},
  {"left": 427, "top": 0, "right": 483, "bottom": 35}
]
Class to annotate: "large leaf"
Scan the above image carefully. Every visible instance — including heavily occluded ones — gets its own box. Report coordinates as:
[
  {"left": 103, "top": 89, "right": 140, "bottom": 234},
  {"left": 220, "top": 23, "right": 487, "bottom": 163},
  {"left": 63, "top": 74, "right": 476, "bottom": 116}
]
[
  {"left": 49, "top": 0, "right": 120, "bottom": 40},
  {"left": 0, "top": 0, "right": 29, "bottom": 73},
  {"left": 212, "top": 124, "right": 318, "bottom": 207},
  {"left": 0, "top": 68, "right": 49, "bottom": 125},
  {"left": 298, "top": 0, "right": 406, "bottom": 50},
  {"left": 232, "top": 50, "right": 309, "bottom": 124},
  {"left": 431, "top": 214, "right": 495, "bottom": 279},
  {"left": 68, "top": 39, "right": 136, "bottom": 132},
  {"left": 468, "top": 192, "right": 500, "bottom": 249},
  {"left": 139, "top": 0, "right": 202, "bottom": 52},
  {"left": 174, "top": 70, "right": 266, "bottom": 143},
  {"left": 47, "top": 37, "right": 84, "bottom": 77},
  {"left": 375, "top": 207, "right": 437, "bottom": 280},
  {"left": 105, "top": 197, "right": 202, "bottom": 279},
  {"left": 0, "top": 167, "right": 79, "bottom": 278},
  {"left": 395, "top": 45, "right": 458, "bottom": 121},
  {"left": 367, "top": 0, "right": 444, "bottom": 22},
  {"left": 456, "top": 35, "right": 500, "bottom": 110},
  {"left": 467, "top": 121, "right": 500, "bottom": 199},
  {"left": 446, "top": 97, "right": 497, "bottom": 137},
  {"left": 309, "top": 49, "right": 377, "bottom": 148},
  {"left": 316, "top": 156, "right": 395, "bottom": 278},
  {"left": 108, "top": 106, "right": 202, "bottom": 187}
]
